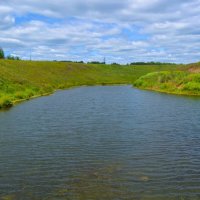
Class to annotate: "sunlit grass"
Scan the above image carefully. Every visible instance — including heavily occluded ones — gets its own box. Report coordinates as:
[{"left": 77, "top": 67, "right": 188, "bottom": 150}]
[
  {"left": 134, "top": 70, "right": 200, "bottom": 95},
  {"left": 0, "top": 60, "right": 179, "bottom": 108}
]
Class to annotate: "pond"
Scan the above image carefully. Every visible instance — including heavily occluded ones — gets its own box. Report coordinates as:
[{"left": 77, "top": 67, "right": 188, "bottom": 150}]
[{"left": 0, "top": 86, "right": 200, "bottom": 199}]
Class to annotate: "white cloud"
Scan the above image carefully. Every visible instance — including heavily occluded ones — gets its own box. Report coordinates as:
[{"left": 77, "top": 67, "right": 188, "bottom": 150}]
[{"left": 0, "top": 0, "right": 200, "bottom": 63}]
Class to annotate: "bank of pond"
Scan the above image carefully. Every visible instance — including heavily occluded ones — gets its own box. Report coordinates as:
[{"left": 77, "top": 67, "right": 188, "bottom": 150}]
[{"left": 0, "top": 60, "right": 200, "bottom": 109}]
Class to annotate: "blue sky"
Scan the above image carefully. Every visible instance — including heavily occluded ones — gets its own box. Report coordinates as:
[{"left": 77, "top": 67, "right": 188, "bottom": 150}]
[{"left": 1, "top": 0, "right": 200, "bottom": 63}]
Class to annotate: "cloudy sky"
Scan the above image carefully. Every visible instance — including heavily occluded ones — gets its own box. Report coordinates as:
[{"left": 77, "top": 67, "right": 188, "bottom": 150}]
[{"left": 0, "top": 0, "right": 200, "bottom": 63}]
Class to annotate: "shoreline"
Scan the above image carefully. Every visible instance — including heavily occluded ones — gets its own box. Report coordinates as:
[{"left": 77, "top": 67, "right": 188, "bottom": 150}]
[
  {"left": 0, "top": 60, "right": 182, "bottom": 110},
  {"left": 134, "top": 86, "right": 200, "bottom": 97},
  {"left": 2, "top": 83, "right": 200, "bottom": 111},
  {"left": 1, "top": 84, "right": 131, "bottom": 111}
]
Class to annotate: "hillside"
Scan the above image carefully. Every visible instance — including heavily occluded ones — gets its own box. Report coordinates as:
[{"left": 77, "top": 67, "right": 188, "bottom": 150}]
[
  {"left": 134, "top": 63, "right": 200, "bottom": 96},
  {"left": 0, "top": 60, "right": 178, "bottom": 109}
]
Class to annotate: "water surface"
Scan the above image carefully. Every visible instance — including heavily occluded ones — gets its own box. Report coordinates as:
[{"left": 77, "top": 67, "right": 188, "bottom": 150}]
[{"left": 0, "top": 86, "right": 200, "bottom": 200}]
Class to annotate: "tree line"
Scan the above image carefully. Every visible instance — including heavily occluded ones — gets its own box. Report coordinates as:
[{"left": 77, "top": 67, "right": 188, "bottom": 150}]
[
  {"left": 0, "top": 47, "right": 175, "bottom": 64},
  {"left": 0, "top": 47, "right": 20, "bottom": 60}
]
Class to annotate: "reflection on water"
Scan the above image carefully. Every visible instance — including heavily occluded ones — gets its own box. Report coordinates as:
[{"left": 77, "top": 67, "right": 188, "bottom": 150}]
[{"left": 0, "top": 86, "right": 200, "bottom": 200}]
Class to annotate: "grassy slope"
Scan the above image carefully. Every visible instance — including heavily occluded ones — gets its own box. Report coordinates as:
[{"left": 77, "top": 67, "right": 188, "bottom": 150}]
[
  {"left": 134, "top": 63, "right": 200, "bottom": 96},
  {"left": 0, "top": 60, "right": 177, "bottom": 108}
]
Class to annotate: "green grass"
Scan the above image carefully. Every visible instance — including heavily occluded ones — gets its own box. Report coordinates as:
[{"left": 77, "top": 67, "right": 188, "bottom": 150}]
[
  {"left": 0, "top": 60, "right": 179, "bottom": 109},
  {"left": 134, "top": 69, "right": 200, "bottom": 96}
]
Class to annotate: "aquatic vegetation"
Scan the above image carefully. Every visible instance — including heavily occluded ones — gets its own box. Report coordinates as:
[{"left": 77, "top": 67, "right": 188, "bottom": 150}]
[
  {"left": 1, "top": 194, "right": 15, "bottom": 200},
  {"left": 139, "top": 175, "right": 150, "bottom": 182},
  {"left": 54, "top": 163, "right": 133, "bottom": 200}
]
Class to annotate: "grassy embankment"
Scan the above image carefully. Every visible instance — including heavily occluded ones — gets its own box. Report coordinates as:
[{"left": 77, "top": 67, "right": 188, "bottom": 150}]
[
  {"left": 0, "top": 60, "right": 178, "bottom": 109},
  {"left": 134, "top": 62, "right": 200, "bottom": 96}
]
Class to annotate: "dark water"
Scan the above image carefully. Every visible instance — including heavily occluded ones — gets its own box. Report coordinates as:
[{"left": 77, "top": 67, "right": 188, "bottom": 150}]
[{"left": 0, "top": 86, "right": 200, "bottom": 200}]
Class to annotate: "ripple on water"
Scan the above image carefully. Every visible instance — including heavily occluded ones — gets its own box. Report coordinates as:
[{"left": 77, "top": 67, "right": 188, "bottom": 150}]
[{"left": 0, "top": 86, "right": 200, "bottom": 199}]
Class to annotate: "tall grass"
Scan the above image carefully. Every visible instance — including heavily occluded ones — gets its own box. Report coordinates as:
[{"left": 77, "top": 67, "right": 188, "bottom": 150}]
[{"left": 134, "top": 70, "right": 200, "bottom": 95}]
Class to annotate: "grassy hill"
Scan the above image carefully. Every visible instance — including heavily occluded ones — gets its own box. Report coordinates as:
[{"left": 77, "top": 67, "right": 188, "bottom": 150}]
[
  {"left": 134, "top": 63, "right": 200, "bottom": 96},
  {"left": 0, "top": 60, "right": 178, "bottom": 109}
]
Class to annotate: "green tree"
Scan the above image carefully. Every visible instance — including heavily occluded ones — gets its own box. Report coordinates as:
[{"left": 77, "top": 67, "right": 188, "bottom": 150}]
[
  {"left": 7, "top": 54, "right": 20, "bottom": 60},
  {"left": 0, "top": 47, "right": 5, "bottom": 59}
]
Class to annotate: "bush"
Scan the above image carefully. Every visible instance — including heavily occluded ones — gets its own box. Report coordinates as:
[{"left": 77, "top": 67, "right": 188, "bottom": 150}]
[
  {"left": 7, "top": 55, "right": 20, "bottom": 60},
  {"left": 183, "top": 82, "right": 200, "bottom": 91},
  {"left": 0, "top": 48, "right": 5, "bottom": 59},
  {"left": 0, "top": 96, "right": 13, "bottom": 108}
]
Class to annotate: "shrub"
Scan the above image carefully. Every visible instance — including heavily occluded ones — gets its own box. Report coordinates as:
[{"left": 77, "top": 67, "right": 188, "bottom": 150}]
[
  {"left": 183, "top": 82, "right": 200, "bottom": 91},
  {"left": 0, "top": 96, "right": 13, "bottom": 108},
  {"left": 7, "top": 55, "right": 21, "bottom": 60},
  {"left": 0, "top": 48, "right": 5, "bottom": 59}
]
